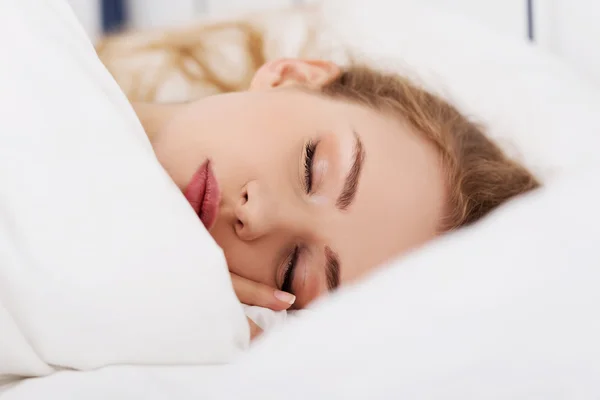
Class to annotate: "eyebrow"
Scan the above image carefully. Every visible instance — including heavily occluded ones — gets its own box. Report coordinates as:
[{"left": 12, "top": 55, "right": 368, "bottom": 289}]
[
  {"left": 336, "top": 131, "right": 365, "bottom": 210},
  {"left": 324, "top": 246, "right": 341, "bottom": 291}
]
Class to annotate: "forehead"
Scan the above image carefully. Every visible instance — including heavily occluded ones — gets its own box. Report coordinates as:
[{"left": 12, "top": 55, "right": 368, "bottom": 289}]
[{"left": 326, "top": 102, "right": 447, "bottom": 283}]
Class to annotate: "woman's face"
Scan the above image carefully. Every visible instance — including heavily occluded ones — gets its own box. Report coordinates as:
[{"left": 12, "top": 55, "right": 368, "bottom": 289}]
[{"left": 151, "top": 60, "right": 446, "bottom": 308}]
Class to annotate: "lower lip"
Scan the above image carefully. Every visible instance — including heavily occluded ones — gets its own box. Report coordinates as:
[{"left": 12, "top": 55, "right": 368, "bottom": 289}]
[{"left": 183, "top": 160, "right": 221, "bottom": 230}]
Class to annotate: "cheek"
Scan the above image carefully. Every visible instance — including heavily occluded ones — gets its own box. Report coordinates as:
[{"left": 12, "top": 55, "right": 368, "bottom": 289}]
[
  {"left": 152, "top": 145, "right": 194, "bottom": 191},
  {"left": 219, "top": 240, "right": 269, "bottom": 284},
  {"left": 154, "top": 121, "right": 259, "bottom": 194},
  {"left": 208, "top": 223, "right": 244, "bottom": 276},
  {"left": 211, "top": 221, "right": 286, "bottom": 288},
  {"left": 152, "top": 120, "right": 214, "bottom": 190}
]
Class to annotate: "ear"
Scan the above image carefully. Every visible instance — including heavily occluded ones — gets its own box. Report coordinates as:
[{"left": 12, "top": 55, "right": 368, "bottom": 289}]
[{"left": 250, "top": 59, "right": 341, "bottom": 90}]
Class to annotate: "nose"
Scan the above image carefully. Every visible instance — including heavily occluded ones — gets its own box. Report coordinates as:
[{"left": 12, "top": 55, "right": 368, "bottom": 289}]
[{"left": 234, "top": 181, "right": 273, "bottom": 241}]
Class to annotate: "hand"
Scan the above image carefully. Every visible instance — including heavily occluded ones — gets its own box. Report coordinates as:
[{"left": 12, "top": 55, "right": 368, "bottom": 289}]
[{"left": 231, "top": 273, "right": 296, "bottom": 311}]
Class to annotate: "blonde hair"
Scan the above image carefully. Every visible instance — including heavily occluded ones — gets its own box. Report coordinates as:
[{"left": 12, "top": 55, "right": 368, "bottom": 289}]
[
  {"left": 97, "top": 16, "right": 540, "bottom": 230},
  {"left": 96, "top": 7, "right": 326, "bottom": 102},
  {"left": 97, "top": 21, "right": 266, "bottom": 101}
]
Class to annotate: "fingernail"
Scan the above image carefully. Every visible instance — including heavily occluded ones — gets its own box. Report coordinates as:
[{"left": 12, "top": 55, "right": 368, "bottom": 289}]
[{"left": 274, "top": 290, "right": 296, "bottom": 305}]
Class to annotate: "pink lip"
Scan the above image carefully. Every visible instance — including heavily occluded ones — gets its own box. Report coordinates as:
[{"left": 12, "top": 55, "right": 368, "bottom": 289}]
[{"left": 184, "top": 160, "right": 221, "bottom": 230}]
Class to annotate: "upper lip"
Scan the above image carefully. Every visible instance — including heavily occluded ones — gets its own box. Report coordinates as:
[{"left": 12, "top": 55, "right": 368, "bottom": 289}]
[{"left": 183, "top": 160, "right": 221, "bottom": 230}]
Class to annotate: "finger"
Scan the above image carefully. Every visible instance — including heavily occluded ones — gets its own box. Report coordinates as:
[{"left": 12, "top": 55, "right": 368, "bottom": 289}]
[
  {"left": 247, "top": 318, "right": 263, "bottom": 341},
  {"left": 231, "top": 273, "right": 295, "bottom": 311}
]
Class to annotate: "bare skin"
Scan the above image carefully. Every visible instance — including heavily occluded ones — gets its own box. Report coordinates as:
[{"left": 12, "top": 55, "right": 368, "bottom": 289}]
[{"left": 135, "top": 59, "right": 447, "bottom": 337}]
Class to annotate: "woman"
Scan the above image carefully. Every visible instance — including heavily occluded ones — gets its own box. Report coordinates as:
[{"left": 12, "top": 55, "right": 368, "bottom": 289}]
[
  {"left": 99, "top": 18, "right": 539, "bottom": 336},
  {"left": 133, "top": 58, "right": 538, "bottom": 304}
]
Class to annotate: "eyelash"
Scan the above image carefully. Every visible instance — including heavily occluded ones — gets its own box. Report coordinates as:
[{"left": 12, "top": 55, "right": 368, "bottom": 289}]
[
  {"left": 303, "top": 140, "right": 317, "bottom": 193},
  {"left": 281, "top": 246, "right": 300, "bottom": 294},
  {"left": 281, "top": 140, "right": 318, "bottom": 294}
]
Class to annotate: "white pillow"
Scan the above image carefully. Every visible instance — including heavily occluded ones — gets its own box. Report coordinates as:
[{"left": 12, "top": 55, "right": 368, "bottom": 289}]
[{"left": 0, "top": 0, "right": 248, "bottom": 380}]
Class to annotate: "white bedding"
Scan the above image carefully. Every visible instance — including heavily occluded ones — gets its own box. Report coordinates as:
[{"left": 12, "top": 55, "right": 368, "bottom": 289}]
[
  {"left": 2, "top": 0, "right": 600, "bottom": 398},
  {"left": 0, "top": 0, "right": 248, "bottom": 387},
  {"left": 4, "top": 170, "right": 600, "bottom": 400}
]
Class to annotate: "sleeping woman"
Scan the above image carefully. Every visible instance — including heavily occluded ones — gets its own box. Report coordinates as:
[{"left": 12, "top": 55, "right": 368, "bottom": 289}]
[{"left": 98, "top": 21, "right": 540, "bottom": 338}]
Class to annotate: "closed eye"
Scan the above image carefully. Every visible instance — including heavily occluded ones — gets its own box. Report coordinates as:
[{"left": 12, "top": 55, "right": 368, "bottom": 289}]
[
  {"left": 303, "top": 140, "right": 318, "bottom": 194},
  {"left": 281, "top": 246, "right": 300, "bottom": 294}
]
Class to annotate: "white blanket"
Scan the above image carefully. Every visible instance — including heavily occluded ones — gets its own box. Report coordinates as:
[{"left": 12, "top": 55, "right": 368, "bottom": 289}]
[
  {"left": 0, "top": 0, "right": 248, "bottom": 386},
  {"left": 4, "top": 170, "right": 600, "bottom": 400}
]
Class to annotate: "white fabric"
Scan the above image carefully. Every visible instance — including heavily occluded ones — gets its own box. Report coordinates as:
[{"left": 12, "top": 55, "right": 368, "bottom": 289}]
[
  {"left": 222, "top": 169, "right": 600, "bottom": 399},
  {"left": 4, "top": 170, "right": 600, "bottom": 399},
  {"left": 4, "top": 0, "right": 600, "bottom": 398},
  {"left": 0, "top": 0, "right": 248, "bottom": 382},
  {"left": 319, "top": 0, "right": 600, "bottom": 182},
  {"left": 243, "top": 306, "right": 287, "bottom": 331},
  {"left": 243, "top": 305, "right": 308, "bottom": 331}
]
